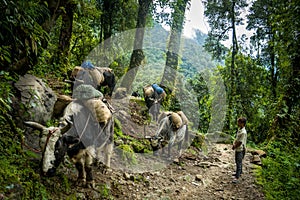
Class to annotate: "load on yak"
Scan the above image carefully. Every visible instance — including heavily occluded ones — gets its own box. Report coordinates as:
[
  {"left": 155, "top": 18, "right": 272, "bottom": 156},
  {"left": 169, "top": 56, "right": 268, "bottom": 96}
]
[
  {"left": 151, "top": 111, "right": 189, "bottom": 158},
  {"left": 69, "top": 61, "right": 116, "bottom": 96}
]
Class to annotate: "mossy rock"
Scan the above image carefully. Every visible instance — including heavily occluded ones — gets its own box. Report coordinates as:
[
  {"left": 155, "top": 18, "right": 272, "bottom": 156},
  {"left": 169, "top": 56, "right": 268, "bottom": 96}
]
[
  {"left": 130, "top": 139, "right": 152, "bottom": 153},
  {"left": 114, "top": 118, "right": 123, "bottom": 137},
  {"left": 191, "top": 132, "right": 205, "bottom": 149},
  {"left": 129, "top": 97, "right": 146, "bottom": 107},
  {"left": 118, "top": 144, "right": 137, "bottom": 165}
]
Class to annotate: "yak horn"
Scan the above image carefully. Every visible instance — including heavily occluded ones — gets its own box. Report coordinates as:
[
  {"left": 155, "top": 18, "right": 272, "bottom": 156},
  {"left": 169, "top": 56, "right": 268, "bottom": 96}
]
[
  {"left": 64, "top": 79, "right": 74, "bottom": 84},
  {"left": 74, "top": 78, "right": 84, "bottom": 83},
  {"left": 24, "top": 121, "right": 45, "bottom": 131}
]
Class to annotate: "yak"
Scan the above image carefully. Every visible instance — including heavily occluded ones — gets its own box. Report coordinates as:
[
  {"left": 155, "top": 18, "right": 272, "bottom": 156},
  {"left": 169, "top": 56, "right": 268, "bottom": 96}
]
[
  {"left": 151, "top": 111, "right": 189, "bottom": 158},
  {"left": 70, "top": 61, "right": 116, "bottom": 96},
  {"left": 25, "top": 85, "right": 114, "bottom": 188}
]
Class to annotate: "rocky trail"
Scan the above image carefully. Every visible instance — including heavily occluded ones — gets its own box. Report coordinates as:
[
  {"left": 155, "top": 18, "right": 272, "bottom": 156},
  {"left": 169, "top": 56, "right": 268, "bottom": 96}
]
[
  {"left": 57, "top": 142, "right": 265, "bottom": 200},
  {"left": 55, "top": 95, "right": 264, "bottom": 200}
]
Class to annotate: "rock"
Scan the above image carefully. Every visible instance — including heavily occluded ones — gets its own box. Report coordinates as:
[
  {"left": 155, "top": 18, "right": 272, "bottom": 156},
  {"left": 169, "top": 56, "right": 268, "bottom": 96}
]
[
  {"left": 195, "top": 174, "right": 203, "bottom": 181},
  {"left": 123, "top": 172, "right": 131, "bottom": 180},
  {"left": 114, "top": 87, "right": 127, "bottom": 99},
  {"left": 90, "top": 190, "right": 101, "bottom": 199},
  {"left": 14, "top": 74, "right": 57, "bottom": 126},
  {"left": 251, "top": 155, "right": 262, "bottom": 165},
  {"left": 251, "top": 149, "right": 267, "bottom": 158},
  {"left": 197, "top": 161, "right": 212, "bottom": 168},
  {"left": 76, "top": 193, "right": 85, "bottom": 199}
]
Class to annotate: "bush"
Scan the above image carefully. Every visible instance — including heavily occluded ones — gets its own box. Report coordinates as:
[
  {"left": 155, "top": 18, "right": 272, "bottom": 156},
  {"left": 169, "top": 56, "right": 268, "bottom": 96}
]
[
  {"left": 0, "top": 72, "right": 49, "bottom": 199},
  {"left": 256, "top": 142, "right": 300, "bottom": 199}
]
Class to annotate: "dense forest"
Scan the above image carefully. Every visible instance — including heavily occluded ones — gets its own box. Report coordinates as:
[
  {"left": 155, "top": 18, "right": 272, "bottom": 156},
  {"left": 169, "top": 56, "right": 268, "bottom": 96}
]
[{"left": 0, "top": 0, "right": 299, "bottom": 199}]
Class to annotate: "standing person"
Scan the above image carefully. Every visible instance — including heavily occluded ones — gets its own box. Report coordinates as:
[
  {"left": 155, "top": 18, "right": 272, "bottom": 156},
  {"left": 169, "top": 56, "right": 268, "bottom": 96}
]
[{"left": 232, "top": 117, "right": 247, "bottom": 183}]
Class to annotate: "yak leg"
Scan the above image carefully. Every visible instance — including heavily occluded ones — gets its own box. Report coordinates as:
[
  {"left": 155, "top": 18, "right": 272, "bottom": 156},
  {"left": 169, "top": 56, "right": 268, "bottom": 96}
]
[
  {"left": 178, "top": 140, "right": 183, "bottom": 156},
  {"left": 75, "top": 162, "right": 86, "bottom": 187},
  {"left": 177, "top": 125, "right": 187, "bottom": 156},
  {"left": 154, "top": 103, "right": 161, "bottom": 122},
  {"left": 168, "top": 131, "right": 176, "bottom": 158},
  {"left": 85, "top": 153, "right": 95, "bottom": 188},
  {"left": 104, "top": 143, "right": 113, "bottom": 168},
  {"left": 85, "top": 165, "right": 94, "bottom": 188}
]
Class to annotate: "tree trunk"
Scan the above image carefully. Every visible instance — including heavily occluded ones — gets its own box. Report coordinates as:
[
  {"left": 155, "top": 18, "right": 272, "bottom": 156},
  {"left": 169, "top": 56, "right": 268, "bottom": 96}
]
[
  {"left": 225, "top": 0, "right": 238, "bottom": 130},
  {"left": 120, "top": 0, "right": 152, "bottom": 92},
  {"left": 270, "top": 34, "right": 277, "bottom": 98},
  {"left": 56, "top": 2, "right": 76, "bottom": 66},
  {"left": 161, "top": 0, "right": 190, "bottom": 88},
  {"left": 100, "top": 0, "right": 115, "bottom": 67}
]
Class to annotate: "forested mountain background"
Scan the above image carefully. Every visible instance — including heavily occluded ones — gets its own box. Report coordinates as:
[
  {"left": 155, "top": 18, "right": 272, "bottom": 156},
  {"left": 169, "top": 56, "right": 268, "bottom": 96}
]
[{"left": 0, "top": 0, "right": 299, "bottom": 199}]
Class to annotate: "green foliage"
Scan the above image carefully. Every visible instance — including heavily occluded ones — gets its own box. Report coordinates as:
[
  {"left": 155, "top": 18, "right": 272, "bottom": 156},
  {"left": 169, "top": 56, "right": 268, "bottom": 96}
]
[
  {"left": 191, "top": 132, "right": 205, "bottom": 149},
  {"left": 256, "top": 143, "right": 300, "bottom": 199},
  {"left": 130, "top": 139, "right": 152, "bottom": 153},
  {"left": 98, "top": 184, "right": 113, "bottom": 199},
  {"left": 0, "top": 0, "right": 49, "bottom": 73},
  {"left": 203, "top": 0, "right": 248, "bottom": 60},
  {"left": 188, "top": 72, "right": 210, "bottom": 132},
  {"left": 218, "top": 53, "right": 273, "bottom": 142},
  {"left": 118, "top": 144, "right": 137, "bottom": 165},
  {"left": 0, "top": 72, "right": 49, "bottom": 199}
]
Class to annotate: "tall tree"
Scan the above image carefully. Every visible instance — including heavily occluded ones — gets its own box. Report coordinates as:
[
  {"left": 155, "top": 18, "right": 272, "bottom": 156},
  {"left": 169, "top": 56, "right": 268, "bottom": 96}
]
[
  {"left": 120, "top": 0, "right": 152, "bottom": 92},
  {"left": 161, "top": 0, "right": 191, "bottom": 87},
  {"left": 96, "top": 0, "right": 138, "bottom": 67},
  {"left": 56, "top": 1, "right": 77, "bottom": 67},
  {"left": 203, "top": 0, "right": 248, "bottom": 130},
  {"left": 266, "top": 0, "right": 300, "bottom": 144},
  {"left": 0, "top": 0, "right": 80, "bottom": 75},
  {"left": 247, "top": 0, "right": 278, "bottom": 98}
]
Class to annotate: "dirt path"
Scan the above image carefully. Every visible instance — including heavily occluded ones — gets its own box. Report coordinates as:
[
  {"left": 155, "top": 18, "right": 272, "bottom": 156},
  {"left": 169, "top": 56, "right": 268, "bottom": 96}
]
[
  {"left": 76, "top": 143, "right": 265, "bottom": 200},
  {"left": 51, "top": 97, "right": 265, "bottom": 199}
]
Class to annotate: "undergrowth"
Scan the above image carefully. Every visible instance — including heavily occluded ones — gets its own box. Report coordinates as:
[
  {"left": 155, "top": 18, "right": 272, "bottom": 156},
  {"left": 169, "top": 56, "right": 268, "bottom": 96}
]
[
  {"left": 255, "top": 142, "right": 300, "bottom": 200},
  {"left": 0, "top": 71, "right": 49, "bottom": 199}
]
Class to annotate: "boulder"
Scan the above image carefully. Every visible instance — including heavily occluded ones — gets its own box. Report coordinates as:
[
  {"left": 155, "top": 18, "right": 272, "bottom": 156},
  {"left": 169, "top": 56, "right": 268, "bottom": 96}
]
[
  {"left": 14, "top": 74, "right": 57, "bottom": 126},
  {"left": 251, "top": 149, "right": 267, "bottom": 158},
  {"left": 251, "top": 155, "right": 262, "bottom": 165},
  {"left": 114, "top": 87, "right": 127, "bottom": 99}
]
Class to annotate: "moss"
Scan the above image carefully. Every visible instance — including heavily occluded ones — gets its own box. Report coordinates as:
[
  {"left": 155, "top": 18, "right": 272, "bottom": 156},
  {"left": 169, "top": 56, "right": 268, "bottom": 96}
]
[
  {"left": 0, "top": 86, "right": 49, "bottom": 199},
  {"left": 186, "top": 148, "right": 197, "bottom": 155},
  {"left": 114, "top": 118, "right": 124, "bottom": 138},
  {"left": 98, "top": 183, "right": 113, "bottom": 199},
  {"left": 118, "top": 144, "right": 137, "bottom": 165},
  {"left": 130, "top": 140, "right": 145, "bottom": 153},
  {"left": 130, "top": 138, "right": 152, "bottom": 153},
  {"left": 129, "top": 98, "right": 146, "bottom": 107},
  {"left": 191, "top": 132, "right": 205, "bottom": 149},
  {"left": 0, "top": 149, "right": 49, "bottom": 199}
]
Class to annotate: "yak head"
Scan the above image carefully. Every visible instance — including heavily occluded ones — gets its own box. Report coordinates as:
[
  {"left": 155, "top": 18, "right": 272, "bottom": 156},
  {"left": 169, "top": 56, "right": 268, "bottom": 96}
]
[{"left": 24, "top": 121, "right": 77, "bottom": 176}]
